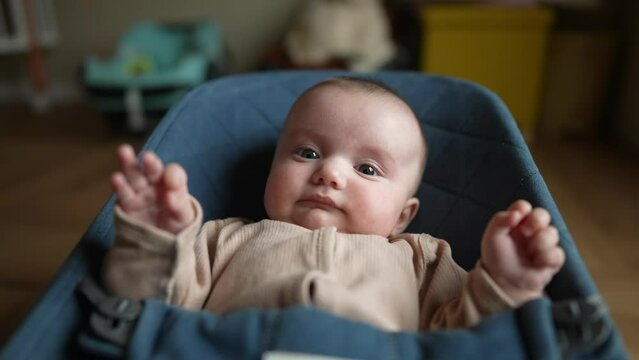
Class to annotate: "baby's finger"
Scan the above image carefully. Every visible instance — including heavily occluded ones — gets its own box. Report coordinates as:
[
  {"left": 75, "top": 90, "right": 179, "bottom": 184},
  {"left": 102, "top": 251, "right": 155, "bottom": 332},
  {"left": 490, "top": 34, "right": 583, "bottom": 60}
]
[
  {"left": 533, "top": 246, "right": 565, "bottom": 269},
  {"left": 163, "top": 163, "right": 188, "bottom": 190},
  {"left": 164, "top": 190, "right": 192, "bottom": 221},
  {"left": 117, "top": 144, "right": 147, "bottom": 191},
  {"left": 110, "top": 172, "right": 137, "bottom": 208},
  {"left": 527, "top": 225, "right": 559, "bottom": 253},
  {"left": 507, "top": 200, "right": 532, "bottom": 215},
  {"left": 497, "top": 200, "right": 533, "bottom": 227},
  {"left": 116, "top": 144, "right": 137, "bottom": 169},
  {"left": 519, "top": 208, "right": 551, "bottom": 237},
  {"left": 485, "top": 211, "right": 519, "bottom": 240},
  {"left": 141, "top": 151, "right": 164, "bottom": 184}
]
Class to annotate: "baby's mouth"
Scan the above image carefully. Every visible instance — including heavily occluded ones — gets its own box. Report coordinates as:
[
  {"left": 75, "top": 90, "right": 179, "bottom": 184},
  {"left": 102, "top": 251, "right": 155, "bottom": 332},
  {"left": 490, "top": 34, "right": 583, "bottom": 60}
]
[{"left": 298, "top": 194, "right": 341, "bottom": 211}]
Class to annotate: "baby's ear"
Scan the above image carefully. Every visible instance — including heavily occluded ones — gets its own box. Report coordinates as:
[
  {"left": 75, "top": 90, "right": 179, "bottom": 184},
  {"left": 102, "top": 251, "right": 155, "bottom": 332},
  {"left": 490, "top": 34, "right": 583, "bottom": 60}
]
[{"left": 391, "top": 197, "right": 420, "bottom": 236}]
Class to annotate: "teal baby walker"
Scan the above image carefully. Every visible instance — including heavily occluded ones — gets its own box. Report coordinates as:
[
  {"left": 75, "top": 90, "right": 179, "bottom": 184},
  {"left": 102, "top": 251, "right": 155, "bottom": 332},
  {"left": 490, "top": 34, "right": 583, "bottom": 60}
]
[{"left": 83, "top": 21, "right": 227, "bottom": 133}]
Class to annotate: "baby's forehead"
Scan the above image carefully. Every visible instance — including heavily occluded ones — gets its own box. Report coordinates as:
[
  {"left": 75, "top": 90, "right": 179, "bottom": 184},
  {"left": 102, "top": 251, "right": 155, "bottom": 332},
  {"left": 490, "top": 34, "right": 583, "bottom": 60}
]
[
  {"left": 293, "top": 83, "right": 413, "bottom": 119},
  {"left": 286, "top": 87, "right": 424, "bottom": 145}
]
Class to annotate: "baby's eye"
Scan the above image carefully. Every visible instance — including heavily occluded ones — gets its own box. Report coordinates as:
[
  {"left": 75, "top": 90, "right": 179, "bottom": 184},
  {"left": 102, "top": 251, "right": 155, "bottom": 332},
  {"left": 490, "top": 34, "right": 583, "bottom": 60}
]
[
  {"left": 356, "top": 164, "right": 378, "bottom": 176},
  {"left": 296, "top": 148, "right": 319, "bottom": 159}
]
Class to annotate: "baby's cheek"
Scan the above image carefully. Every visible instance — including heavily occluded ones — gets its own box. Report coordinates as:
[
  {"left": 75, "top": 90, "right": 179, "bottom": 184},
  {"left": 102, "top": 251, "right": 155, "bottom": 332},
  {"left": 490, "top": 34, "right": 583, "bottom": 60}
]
[
  {"left": 265, "top": 166, "right": 301, "bottom": 217},
  {"left": 350, "top": 202, "right": 397, "bottom": 237},
  {"left": 264, "top": 174, "right": 285, "bottom": 218}
]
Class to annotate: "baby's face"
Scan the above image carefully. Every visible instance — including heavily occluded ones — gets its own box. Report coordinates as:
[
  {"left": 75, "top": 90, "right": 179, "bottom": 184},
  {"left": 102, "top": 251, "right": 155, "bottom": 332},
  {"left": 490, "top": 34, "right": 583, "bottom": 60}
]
[{"left": 264, "top": 85, "right": 425, "bottom": 237}]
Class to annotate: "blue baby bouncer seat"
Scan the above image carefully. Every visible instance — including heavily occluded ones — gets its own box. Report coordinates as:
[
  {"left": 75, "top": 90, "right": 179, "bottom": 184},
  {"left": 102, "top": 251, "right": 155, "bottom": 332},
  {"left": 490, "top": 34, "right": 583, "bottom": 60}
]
[{"left": 2, "top": 71, "right": 629, "bottom": 359}]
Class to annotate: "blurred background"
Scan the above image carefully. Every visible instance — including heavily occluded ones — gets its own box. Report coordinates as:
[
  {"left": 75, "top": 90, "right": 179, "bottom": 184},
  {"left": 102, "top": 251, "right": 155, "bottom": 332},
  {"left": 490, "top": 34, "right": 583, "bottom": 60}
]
[{"left": 1, "top": 0, "right": 637, "bottom": 355}]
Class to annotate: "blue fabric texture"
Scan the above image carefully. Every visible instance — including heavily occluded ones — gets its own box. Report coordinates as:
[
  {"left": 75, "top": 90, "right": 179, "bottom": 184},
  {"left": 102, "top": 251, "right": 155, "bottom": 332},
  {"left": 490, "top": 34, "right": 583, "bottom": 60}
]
[
  {"left": 118, "top": 299, "right": 558, "bottom": 360},
  {"left": 1, "top": 71, "right": 628, "bottom": 359}
]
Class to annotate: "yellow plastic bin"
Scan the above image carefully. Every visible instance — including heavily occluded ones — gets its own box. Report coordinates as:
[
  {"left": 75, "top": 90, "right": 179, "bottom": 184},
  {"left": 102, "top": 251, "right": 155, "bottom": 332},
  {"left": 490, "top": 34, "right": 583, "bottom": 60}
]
[{"left": 421, "top": 5, "right": 554, "bottom": 138}]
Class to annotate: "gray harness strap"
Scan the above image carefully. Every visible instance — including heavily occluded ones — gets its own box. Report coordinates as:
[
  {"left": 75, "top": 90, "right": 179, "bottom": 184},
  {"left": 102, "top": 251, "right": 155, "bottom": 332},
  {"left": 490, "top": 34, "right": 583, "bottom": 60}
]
[{"left": 77, "top": 277, "right": 142, "bottom": 347}]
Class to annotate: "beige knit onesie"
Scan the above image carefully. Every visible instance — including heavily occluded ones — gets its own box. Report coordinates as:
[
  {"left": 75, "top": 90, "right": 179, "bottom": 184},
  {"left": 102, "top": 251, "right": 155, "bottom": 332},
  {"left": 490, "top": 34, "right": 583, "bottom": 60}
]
[{"left": 102, "top": 198, "right": 516, "bottom": 332}]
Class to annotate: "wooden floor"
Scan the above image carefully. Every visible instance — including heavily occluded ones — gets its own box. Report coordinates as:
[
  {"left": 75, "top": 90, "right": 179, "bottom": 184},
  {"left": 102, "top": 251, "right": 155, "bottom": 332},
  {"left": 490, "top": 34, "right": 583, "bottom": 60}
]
[{"left": 0, "top": 102, "right": 637, "bottom": 356}]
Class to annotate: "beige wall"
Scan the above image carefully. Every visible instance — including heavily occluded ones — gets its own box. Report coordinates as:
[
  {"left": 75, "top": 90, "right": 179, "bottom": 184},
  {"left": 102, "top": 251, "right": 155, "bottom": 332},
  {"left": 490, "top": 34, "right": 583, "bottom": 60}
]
[{"left": 1, "top": 0, "right": 304, "bottom": 93}]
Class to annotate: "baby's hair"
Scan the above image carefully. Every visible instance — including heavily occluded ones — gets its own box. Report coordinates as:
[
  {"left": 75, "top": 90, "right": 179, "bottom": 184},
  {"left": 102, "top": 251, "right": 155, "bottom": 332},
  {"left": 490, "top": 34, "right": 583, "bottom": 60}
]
[
  {"left": 306, "top": 76, "right": 428, "bottom": 195},
  {"left": 326, "top": 76, "right": 403, "bottom": 97}
]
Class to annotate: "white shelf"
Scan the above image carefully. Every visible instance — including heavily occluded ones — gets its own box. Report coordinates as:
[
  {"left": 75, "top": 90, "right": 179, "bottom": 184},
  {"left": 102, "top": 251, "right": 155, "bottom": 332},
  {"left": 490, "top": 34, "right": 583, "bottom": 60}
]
[{"left": 0, "top": 0, "right": 58, "bottom": 54}]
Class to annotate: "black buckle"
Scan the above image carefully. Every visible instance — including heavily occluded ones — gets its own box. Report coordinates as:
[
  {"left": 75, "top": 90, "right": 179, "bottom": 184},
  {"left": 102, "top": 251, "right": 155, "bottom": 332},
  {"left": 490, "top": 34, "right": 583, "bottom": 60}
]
[
  {"left": 98, "top": 297, "right": 142, "bottom": 322},
  {"left": 77, "top": 278, "right": 142, "bottom": 347},
  {"left": 552, "top": 295, "right": 610, "bottom": 356}
]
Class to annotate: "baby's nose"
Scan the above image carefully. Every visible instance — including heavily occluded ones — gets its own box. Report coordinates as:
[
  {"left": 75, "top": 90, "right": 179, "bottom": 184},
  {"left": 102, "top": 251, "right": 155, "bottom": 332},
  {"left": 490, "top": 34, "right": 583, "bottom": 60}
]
[{"left": 312, "top": 160, "right": 347, "bottom": 189}]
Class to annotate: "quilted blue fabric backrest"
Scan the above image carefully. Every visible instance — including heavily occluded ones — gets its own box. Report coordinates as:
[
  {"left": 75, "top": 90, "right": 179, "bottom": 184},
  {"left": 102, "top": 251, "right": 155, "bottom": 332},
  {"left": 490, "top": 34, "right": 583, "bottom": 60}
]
[{"left": 140, "top": 70, "right": 596, "bottom": 301}]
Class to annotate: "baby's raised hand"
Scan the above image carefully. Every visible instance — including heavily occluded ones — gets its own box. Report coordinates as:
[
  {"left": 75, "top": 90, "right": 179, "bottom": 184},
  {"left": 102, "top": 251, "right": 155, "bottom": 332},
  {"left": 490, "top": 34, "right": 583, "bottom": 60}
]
[
  {"left": 480, "top": 200, "right": 565, "bottom": 304},
  {"left": 110, "top": 144, "right": 195, "bottom": 234}
]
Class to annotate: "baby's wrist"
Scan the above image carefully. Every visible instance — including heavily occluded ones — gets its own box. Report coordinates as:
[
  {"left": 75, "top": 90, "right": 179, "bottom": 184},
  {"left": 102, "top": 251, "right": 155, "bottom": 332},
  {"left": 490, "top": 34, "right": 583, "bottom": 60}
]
[
  {"left": 480, "top": 260, "right": 544, "bottom": 305},
  {"left": 499, "top": 283, "right": 543, "bottom": 305}
]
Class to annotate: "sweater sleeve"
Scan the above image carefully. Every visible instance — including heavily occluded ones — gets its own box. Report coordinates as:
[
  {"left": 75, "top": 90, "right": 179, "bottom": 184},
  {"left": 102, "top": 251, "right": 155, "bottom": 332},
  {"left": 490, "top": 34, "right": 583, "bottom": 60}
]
[
  {"left": 101, "top": 197, "right": 235, "bottom": 310},
  {"left": 417, "top": 235, "right": 517, "bottom": 331}
]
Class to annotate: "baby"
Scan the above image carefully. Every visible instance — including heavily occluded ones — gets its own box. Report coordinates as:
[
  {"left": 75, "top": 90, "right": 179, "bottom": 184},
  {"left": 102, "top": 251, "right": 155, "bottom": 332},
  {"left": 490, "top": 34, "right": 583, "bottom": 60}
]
[{"left": 103, "top": 77, "right": 565, "bottom": 331}]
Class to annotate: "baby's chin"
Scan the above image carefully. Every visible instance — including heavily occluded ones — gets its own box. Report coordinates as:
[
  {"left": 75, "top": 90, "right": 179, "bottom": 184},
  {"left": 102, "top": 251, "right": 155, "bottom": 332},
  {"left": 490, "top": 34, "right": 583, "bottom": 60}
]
[
  {"left": 290, "top": 212, "right": 388, "bottom": 236},
  {"left": 297, "top": 212, "right": 340, "bottom": 230},
  {"left": 283, "top": 208, "right": 346, "bottom": 232},
  {"left": 269, "top": 209, "right": 392, "bottom": 236}
]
